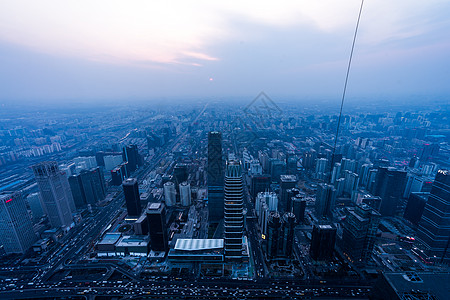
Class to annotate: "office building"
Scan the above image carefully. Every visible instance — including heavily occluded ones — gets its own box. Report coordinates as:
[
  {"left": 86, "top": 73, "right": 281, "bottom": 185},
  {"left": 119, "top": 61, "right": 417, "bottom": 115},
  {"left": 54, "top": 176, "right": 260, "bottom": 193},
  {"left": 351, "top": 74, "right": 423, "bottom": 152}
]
[
  {"left": 163, "top": 181, "right": 176, "bottom": 207},
  {"left": 224, "top": 160, "right": 244, "bottom": 261},
  {"left": 111, "top": 162, "right": 128, "bottom": 186},
  {"left": 315, "top": 158, "right": 328, "bottom": 180},
  {"left": 372, "top": 167, "right": 407, "bottom": 217},
  {"left": 341, "top": 204, "right": 380, "bottom": 263},
  {"left": 404, "top": 192, "right": 429, "bottom": 226},
  {"left": 122, "top": 144, "right": 140, "bottom": 173},
  {"left": 0, "top": 192, "right": 37, "bottom": 254},
  {"left": 281, "top": 212, "right": 296, "bottom": 258},
  {"left": 146, "top": 202, "right": 168, "bottom": 252},
  {"left": 26, "top": 192, "right": 44, "bottom": 221},
  {"left": 32, "top": 161, "right": 75, "bottom": 229},
  {"left": 302, "top": 150, "right": 316, "bottom": 170},
  {"left": 403, "top": 174, "right": 433, "bottom": 199},
  {"left": 279, "top": 175, "right": 297, "bottom": 212},
  {"left": 310, "top": 224, "right": 336, "bottom": 261},
  {"left": 255, "top": 191, "right": 278, "bottom": 216},
  {"left": 179, "top": 182, "right": 191, "bottom": 207},
  {"left": 315, "top": 183, "right": 336, "bottom": 219},
  {"left": 250, "top": 175, "right": 271, "bottom": 199},
  {"left": 122, "top": 178, "right": 141, "bottom": 217},
  {"left": 69, "top": 167, "right": 106, "bottom": 209},
  {"left": 134, "top": 214, "right": 149, "bottom": 235},
  {"left": 104, "top": 155, "right": 123, "bottom": 171},
  {"left": 266, "top": 211, "right": 281, "bottom": 259},
  {"left": 286, "top": 188, "right": 300, "bottom": 213},
  {"left": 420, "top": 143, "right": 439, "bottom": 161},
  {"left": 292, "top": 196, "right": 306, "bottom": 223},
  {"left": 73, "top": 156, "right": 97, "bottom": 172},
  {"left": 207, "top": 131, "right": 224, "bottom": 223},
  {"left": 416, "top": 170, "right": 450, "bottom": 263},
  {"left": 173, "top": 164, "right": 188, "bottom": 187}
]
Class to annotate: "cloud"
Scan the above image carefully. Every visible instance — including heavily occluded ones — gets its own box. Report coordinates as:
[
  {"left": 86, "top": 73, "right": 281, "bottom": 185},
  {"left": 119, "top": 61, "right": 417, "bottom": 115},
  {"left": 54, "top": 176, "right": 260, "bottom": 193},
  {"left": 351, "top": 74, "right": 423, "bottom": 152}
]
[{"left": 2, "top": 0, "right": 447, "bottom": 68}]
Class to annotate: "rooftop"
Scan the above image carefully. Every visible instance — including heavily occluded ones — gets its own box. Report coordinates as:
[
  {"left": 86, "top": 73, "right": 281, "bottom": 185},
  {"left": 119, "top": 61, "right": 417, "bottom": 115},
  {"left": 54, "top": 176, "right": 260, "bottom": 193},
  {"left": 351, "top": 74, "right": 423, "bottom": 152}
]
[
  {"left": 174, "top": 239, "right": 224, "bottom": 251},
  {"left": 98, "top": 233, "right": 122, "bottom": 245}
]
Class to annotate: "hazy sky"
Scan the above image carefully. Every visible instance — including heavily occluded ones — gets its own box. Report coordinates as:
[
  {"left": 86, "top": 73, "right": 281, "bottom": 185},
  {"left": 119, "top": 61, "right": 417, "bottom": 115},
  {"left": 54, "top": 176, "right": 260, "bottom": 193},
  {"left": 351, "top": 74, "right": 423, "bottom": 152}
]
[{"left": 0, "top": 0, "right": 449, "bottom": 103}]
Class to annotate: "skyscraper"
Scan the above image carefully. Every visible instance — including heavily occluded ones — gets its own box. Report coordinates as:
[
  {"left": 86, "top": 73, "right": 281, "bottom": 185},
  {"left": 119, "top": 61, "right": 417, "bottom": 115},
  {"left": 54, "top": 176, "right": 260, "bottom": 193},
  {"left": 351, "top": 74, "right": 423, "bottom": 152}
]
[
  {"left": 0, "top": 192, "right": 37, "bottom": 254},
  {"left": 266, "top": 211, "right": 281, "bottom": 259},
  {"left": 122, "top": 144, "right": 140, "bottom": 173},
  {"left": 279, "top": 175, "right": 297, "bottom": 212},
  {"left": 32, "top": 161, "right": 75, "bottom": 229},
  {"left": 179, "top": 182, "right": 191, "bottom": 207},
  {"left": 163, "top": 181, "right": 176, "bottom": 207},
  {"left": 146, "top": 202, "right": 168, "bottom": 252},
  {"left": 281, "top": 212, "right": 296, "bottom": 258},
  {"left": 372, "top": 167, "right": 407, "bottom": 216},
  {"left": 224, "top": 160, "right": 244, "bottom": 261},
  {"left": 416, "top": 170, "right": 450, "bottom": 263},
  {"left": 341, "top": 203, "right": 380, "bottom": 263},
  {"left": 122, "top": 178, "right": 141, "bottom": 218},
  {"left": 403, "top": 192, "right": 429, "bottom": 226},
  {"left": 310, "top": 224, "right": 336, "bottom": 261},
  {"left": 69, "top": 167, "right": 106, "bottom": 209},
  {"left": 315, "top": 183, "right": 336, "bottom": 219},
  {"left": 26, "top": 192, "right": 44, "bottom": 221},
  {"left": 250, "top": 174, "right": 271, "bottom": 199},
  {"left": 207, "top": 131, "right": 224, "bottom": 223}
]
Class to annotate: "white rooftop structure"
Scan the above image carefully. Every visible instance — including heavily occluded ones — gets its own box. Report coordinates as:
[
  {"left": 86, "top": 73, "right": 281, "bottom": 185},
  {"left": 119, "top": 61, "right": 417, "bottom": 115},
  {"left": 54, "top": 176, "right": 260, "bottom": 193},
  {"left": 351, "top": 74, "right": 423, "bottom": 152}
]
[{"left": 174, "top": 239, "right": 224, "bottom": 251}]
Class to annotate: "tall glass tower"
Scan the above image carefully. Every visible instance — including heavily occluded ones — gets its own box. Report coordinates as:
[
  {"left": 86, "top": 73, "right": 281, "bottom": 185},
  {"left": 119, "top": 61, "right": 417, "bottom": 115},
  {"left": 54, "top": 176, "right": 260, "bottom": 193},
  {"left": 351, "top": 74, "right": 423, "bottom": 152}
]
[
  {"left": 417, "top": 169, "right": 450, "bottom": 263},
  {"left": 0, "top": 192, "right": 37, "bottom": 254},
  {"left": 224, "top": 160, "right": 244, "bottom": 261},
  {"left": 207, "top": 131, "right": 224, "bottom": 223},
  {"left": 32, "top": 161, "right": 75, "bottom": 229}
]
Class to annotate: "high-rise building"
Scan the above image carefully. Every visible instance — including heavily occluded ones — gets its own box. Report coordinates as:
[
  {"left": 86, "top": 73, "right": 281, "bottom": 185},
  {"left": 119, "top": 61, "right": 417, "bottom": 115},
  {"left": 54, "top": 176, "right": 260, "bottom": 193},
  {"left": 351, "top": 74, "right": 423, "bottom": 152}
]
[
  {"left": 372, "top": 167, "right": 407, "bottom": 216},
  {"left": 341, "top": 203, "right": 380, "bottom": 263},
  {"left": 270, "top": 159, "right": 286, "bottom": 183},
  {"left": 224, "top": 160, "right": 244, "bottom": 261},
  {"left": 122, "top": 144, "right": 140, "bottom": 173},
  {"left": 207, "top": 132, "right": 224, "bottom": 223},
  {"left": 26, "top": 192, "right": 44, "bottom": 221},
  {"left": 266, "top": 211, "right": 281, "bottom": 259},
  {"left": 146, "top": 202, "right": 168, "bottom": 252},
  {"left": 111, "top": 162, "right": 128, "bottom": 186},
  {"left": 416, "top": 170, "right": 450, "bottom": 263},
  {"left": 250, "top": 175, "right": 271, "bottom": 199},
  {"left": 73, "top": 156, "right": 97, "bottom": 173},
  {"left": 32, "top": 161, "right": 75, "bottom": 229},
  {"left": 343, "top": 171, "right": 359, "bottom": 196},
  {"left": 173, "top": 164, "right": 188, "bottom": 187},
  {"left": 179, "top": 182, "right": 191, "bottom": 207},
  {"left": 104, "top": 155, "right": 123, "bottom": 171},
  {"left": 281, "top": 212, "right": 296, "bottom": 258},
  {"left": 0, "top": 192, "right": 37, "bottom": 254},
  {"left": 310, "top": 224, "right": 336, "bottom": 261},
  {"left": 302, "top": 150, "right": 316, "bottom": 170},
  {"left": 286, "top": 188, "right": 300, "bottom": 213},
  {"left": 403, "top": 192, "right": 429, "bottom": 226},
  {"left": 419, "top": 144, "right": 439, "bottom": 162},
  {"left": 255, "top": 191, "right": 278, "bottom": 216},
  {"left": 315, "top": 158, "right": 328, "bottom": 180},
  {"left": 315, "top": 183, "right": 336, "bottom": 219},
  {"left": 122, "top": 178, "right": 141, "bottom": 218},
  {"left": 279, "top": 175, "right": 297, "bottom": 212},
  {"left": 163, "top": 181, "right": 176, "bottom": 207},
  {"left": 292, "top": 195, "right": 306, "bottom": 223},
  {"left": 69, "top": 167, "right": 106, "bottom": 209}
]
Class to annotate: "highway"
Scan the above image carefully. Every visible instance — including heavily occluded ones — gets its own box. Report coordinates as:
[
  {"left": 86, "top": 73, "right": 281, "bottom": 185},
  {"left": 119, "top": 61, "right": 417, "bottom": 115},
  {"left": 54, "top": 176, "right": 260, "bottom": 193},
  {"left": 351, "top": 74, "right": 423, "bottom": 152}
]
[{"left": 1, "top": 280, "right": 372, "bottom": 299}]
